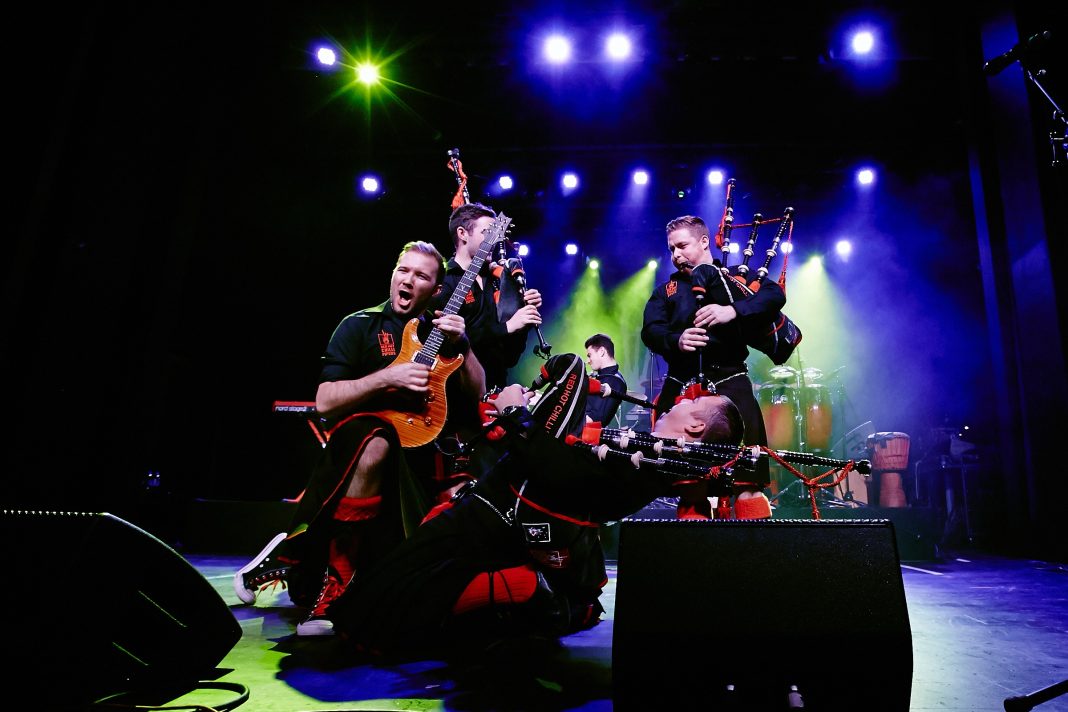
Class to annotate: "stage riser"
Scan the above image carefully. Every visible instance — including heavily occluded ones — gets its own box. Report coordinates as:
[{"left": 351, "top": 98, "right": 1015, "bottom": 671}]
[{"left": 613, "top": 519, "right": 913, "bottom": 711}]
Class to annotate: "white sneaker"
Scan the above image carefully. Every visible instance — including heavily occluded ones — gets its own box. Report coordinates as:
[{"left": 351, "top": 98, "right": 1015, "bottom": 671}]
[{"left": 232, "top": 532, "right": 288, "bottom": 604}]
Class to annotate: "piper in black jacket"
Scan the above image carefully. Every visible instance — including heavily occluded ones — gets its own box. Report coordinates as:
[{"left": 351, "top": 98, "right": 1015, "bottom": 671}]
[
  {"left": 641, "top": 215, "right": 783, "bottom": 519},
  {"left": 432, "top": 202, "right": 543, "bottom": 390}
]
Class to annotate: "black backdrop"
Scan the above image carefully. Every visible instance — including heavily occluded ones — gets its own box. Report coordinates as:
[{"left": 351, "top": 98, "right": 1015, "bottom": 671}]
[{"left": 5, "top": 1, "right": 1065, "bottom": 556}]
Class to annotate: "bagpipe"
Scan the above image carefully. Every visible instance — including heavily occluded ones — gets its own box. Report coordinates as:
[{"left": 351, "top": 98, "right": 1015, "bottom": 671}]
[
  {"left": 570, "top": 426, "right": 871, "bottom": 516},
  {"left": 705, "top": 178, "right": 803, "bottom": 365},
  {"left": 482, "top": 354, "right": 868, "bottom": 516},
  {"left": 447, "top": 148, "right": 551, "bottom": 359}
]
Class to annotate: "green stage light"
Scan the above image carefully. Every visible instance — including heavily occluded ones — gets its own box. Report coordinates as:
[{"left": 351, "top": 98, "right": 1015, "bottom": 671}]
[
  {"left": 356, "top": 63, "right": 380, "bottom": 85},
  {"left": 514, "top": 264, "right": 657, "bottom": 398}
]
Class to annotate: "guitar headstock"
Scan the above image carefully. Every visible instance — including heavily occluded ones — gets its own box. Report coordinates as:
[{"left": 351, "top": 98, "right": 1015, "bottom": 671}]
[{"left": 476, "top": 212, "right": 513, "bottom": 259}]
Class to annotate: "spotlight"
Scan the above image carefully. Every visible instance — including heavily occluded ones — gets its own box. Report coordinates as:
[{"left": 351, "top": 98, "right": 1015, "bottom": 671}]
[
  {"left": 856, "top": 167, "right": 876, "bottom": 186},
  {"left": 835, "top": 239, "right": 853, "bottom": 258},
  {"left": 360, "top": 175, "right": 380, "bottom": 194},
  {"left": 565, "top": 243, "right": 579, "bottom": 256},
  {"left": 676, "top": 189, "right": 687, "bottom": 199},
  {"left": 851, "top": 30, "right": 875, "bottom": 55},
  {"left": 632, "top": 169, "right": 649, "bottom": 185},
  {"left": 561, "top": 172, "right": 579, "bottom": 190},
  {"left": 544, "top": 34, "right": 572, "bottom": 64},
  {"left": 605, "top": 32, "right": 632, "bottom": 61},
  {"left": 707, "top": 170, "right": 725, "bottom": 186},
  {"left": 517, "top": 243, "right": 530, "bottom": 257},
  {"left": 589, "top": 258, "right": 600, "bottom": 270},
  {"left": 781, "top": 242, "right": 794, "bottom": 254},
  {"left": 728, "top": 242, "right": 740, "bottom": 254},
  {"left": 498, "top": 175, "right": 514, "bottom": 191},
  {"left": 316, "top": 47, "right": 337, "bottom": 66},
  {"left": 356, "top": 63, "right": 380, "bottom": 85},
  {"left": 647, "top": 259, "right": 658, "bottom": 270}
]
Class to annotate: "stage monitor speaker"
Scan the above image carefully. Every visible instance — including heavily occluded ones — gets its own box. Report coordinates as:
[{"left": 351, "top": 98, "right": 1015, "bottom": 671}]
[
  {"left": 613, "top": 519, "right": 913, "bottom": 711},
  {"left": 2, "top": 510, "right": 242, "bottom": 708}
]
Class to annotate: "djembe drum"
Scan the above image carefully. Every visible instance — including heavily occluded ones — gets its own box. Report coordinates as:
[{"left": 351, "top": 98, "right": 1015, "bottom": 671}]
[{"left": 867, "top": 432, "right": 910, "bottom": 507}]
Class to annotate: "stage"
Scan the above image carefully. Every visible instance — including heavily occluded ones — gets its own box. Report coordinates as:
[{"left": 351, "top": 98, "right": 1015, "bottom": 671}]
[{"left": 154, "top": 544, "right": 1067, "bottom": 711}]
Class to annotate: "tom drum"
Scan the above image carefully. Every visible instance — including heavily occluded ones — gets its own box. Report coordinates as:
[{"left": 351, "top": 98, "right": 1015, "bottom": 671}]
[
  {"left": 757, "top": 383, "right": 796, "bottom": 451},
  {"left": 801, "top": 384, "right": 833, "bottom": 451}
]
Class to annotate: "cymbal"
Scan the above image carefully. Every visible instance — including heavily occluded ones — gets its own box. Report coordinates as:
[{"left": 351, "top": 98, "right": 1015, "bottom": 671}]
[
  {"left": 802, "top": 367, "right": 823, "bottom": 381},
  {"left": 768, "top": 366, "right": 797, "bottom": 380}
]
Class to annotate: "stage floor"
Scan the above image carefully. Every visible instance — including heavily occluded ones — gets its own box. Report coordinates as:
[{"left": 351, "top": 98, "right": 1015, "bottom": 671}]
[{"left": 155, "top": 551, "right": 1068, "bottom": 712}]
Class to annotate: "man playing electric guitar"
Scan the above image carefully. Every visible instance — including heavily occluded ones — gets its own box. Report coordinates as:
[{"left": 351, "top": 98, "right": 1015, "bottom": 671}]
[{"left": 233, "top": 240, "right": 485, "bottom": 636}]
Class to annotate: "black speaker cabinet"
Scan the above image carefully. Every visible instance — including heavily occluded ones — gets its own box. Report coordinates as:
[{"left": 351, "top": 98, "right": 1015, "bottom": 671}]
[
  {"left": 613, "top": 519, "right": 913, "bottom": 711},
  {"left": 2, "top": 510, "right": 242, "bottom": 708}
]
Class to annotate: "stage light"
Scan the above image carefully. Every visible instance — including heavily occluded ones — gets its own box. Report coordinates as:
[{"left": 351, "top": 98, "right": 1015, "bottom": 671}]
[
  {"left": 356, "top": 63, "right": 380, "bottom": 85},
  {"left": 851, "top": 30, "right": 875, "bottom": 55},
  {"left": 589, "top": 258, "right": 600, "bottom": 270},
  {"left": 632, "top": 169, "right": 649, "bottom": 185},
  {"left": 544, "top": 34, "right": 572, "bottom": 64},
  {"left": 360, "top": 175, "right": 380, "bottom": 194},
  {"left": 647, "top": 259, "right": 658, "bottom": 270},
  {"left": 835, "top": 239, "right": 853, "bottom": 258},
  {"left": 707, "top": 170, "right": 725, "bottom": 186},
  {"left": 517, "top": 243, "right": 530, "bottom": 257},
  {"left": 316, "top": 47, "right": 337, "bottom": 66},
  {"left": 856, "top": 167, "right": 876, "bottom": 186},
  {"left": 781, "top": 242, "right": 794, "bottom": 254},
  {"left": 728, "top": 242, "right": 740, "bottom": 254},
  {"left": 605, "top": 32, "right": 632, "bottom": 61},
  {"left": 498, "top": 175, "right": 514, "bottom": 191},
  {"left": 561, "top": 172, "right": 579, "bottom": 191},
  {"left": 565, "top": 243, "right": 579, "bottom": 256}
]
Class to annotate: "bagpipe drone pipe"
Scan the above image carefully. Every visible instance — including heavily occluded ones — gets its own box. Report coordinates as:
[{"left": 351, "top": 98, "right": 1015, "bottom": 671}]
[
  {"left": 706, "top": 178, "right": 803, "bottom": 365},
  {"left": 571, "top": 426, "right": 871, "bottom": 500}
]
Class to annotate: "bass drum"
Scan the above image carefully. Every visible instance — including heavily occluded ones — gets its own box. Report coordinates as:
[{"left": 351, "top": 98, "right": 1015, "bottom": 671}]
[
  {"left": 757, "top": 383, "right": 797, "bottom": 451},
  {"left": 801, "top": 384, "right": 834, "bottom": 451}
]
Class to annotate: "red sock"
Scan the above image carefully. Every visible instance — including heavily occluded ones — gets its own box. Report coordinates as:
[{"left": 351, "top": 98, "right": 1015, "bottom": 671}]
[
  {"left": 734, "top": 493, "right": 772, "bottom": 519},
  {"left": 329, "top": 496, "right": 381, "bottom": 585},
  {"left": 452, "top": 565, "right": 539, "bottom": 615},
  {"left": 335, "top": 495, "right": 381, "bottom": 522}
]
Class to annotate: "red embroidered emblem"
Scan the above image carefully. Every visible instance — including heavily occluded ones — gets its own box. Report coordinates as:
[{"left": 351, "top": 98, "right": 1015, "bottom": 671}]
[
  {"left": 666, "top": 280, "right": 677, "bottom": 297},
  {"left": 464, "top": 291, "right": 476, "bottom": 305},
  {"left": 378, "top": 330, "right": 396, "bottom": 357}
]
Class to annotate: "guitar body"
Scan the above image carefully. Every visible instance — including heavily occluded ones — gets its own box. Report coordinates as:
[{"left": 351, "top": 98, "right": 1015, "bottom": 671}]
[{"left": 376, "top": 318, "right": 463, "bottom": 448}]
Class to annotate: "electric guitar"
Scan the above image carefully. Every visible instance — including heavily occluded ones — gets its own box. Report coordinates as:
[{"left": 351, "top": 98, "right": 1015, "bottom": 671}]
[{"left": 377, "top": 213, "right": 512, "bottom": 447}]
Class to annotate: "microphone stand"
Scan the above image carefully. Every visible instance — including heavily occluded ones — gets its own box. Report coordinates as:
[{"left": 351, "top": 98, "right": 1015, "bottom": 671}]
[
  {"left": 986, "top": 31, "right": 1066, "bottom": 166},
  {"left": 1022, "top": 65, "right": 1067, "bottom": 167}
]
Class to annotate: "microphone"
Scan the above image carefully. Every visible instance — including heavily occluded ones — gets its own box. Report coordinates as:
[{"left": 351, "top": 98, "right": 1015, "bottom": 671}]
[{"left": 983, "top": 30, "right": 1052, "bottom": 76}]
